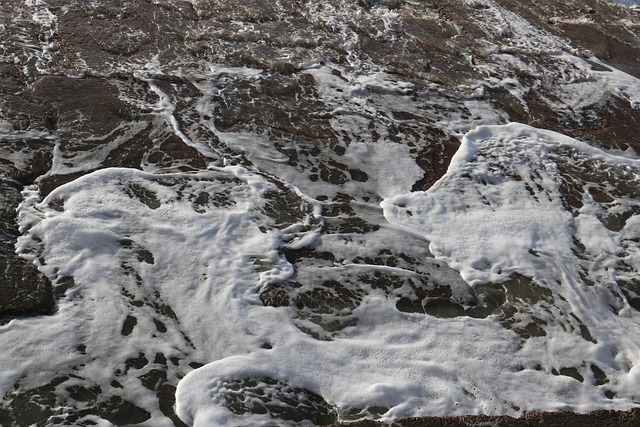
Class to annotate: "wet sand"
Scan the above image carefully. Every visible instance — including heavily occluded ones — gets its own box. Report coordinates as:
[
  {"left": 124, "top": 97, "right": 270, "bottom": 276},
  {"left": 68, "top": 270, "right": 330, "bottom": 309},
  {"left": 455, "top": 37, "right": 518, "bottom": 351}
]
[{"left": 329, "top": 407, "right": 640, "bottom": 426}]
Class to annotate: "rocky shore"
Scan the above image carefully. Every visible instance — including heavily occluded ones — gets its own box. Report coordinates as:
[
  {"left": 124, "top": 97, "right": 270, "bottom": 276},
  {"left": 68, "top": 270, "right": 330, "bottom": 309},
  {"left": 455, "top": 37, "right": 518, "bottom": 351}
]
[
  {"left": 1, "top": 0, "right": 639, "bottom": 425},
  {"left": 2, "top": 0, "right": 638, "bottom": 320}
]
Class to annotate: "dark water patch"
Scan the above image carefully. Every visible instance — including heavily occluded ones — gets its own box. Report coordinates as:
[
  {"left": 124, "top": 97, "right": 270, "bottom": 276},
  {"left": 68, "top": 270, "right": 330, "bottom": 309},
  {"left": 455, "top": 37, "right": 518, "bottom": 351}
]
[
  {"left": 38, "top": 171, "right": 86, "bottom": 199},
  {"left": 121, "top": 315, "right": 137, "bottom": 336},
  {"left": 618, "top": 278, "right": 640, "bottom": 312},
  {"left": 321, "top": 193, "right": 358, "bottom": 217},
  {"left": 588, "top": 186, "right": 614, "bottom": 204},
  {"left": 151, "top": 293, "right": 179, "bottom": 322},
  {"left": 339, "top": 405, "right": 390, "bottom": 421},
  {"left": 485, "top": 86, "right": 529, "bottom": 123},
  {"left": 189, "top": 189, "right": 237, "bottom": 212},
  {"left": 140, "top": 367, "right": 188, "bottom": 427},
  {"left": 413, "top": 273, "right": 558, "bottom": 340},
  {"left": 295, "top": 280, "right": 363, "bottom": 313},
  {"left": 370, "top": 269, "right": 476, "bottom": 312},
  {"left": 53, "top": 276, "right": 75, "bottom": 298},
  {"left": 410, "top": 131, "right": 461, "bottom": 192},
  {"left": 598, "top": 206, "right": 640, "bottom": 233},
  {"left": 146, "top": 80, "right": 216, "bottom": 167},
  {"left": 0, "top": 376, "right": 67, "bottom": 427},
  {"left": 557, "top": 21, "right": 640, "bottom": 80},
  {"left": 358, "top": 0, "right": 401, "bottom": 11},
  {"left": 0, "top": 240, "right": 53, "bottom": 321},
  {"left": 325, "top": 216, "right": 380, "bottom": 234},
  {"left": 154, "top": 318, "right": 168, "bottom": 333},
  {"left": 32, "top": 76, "right": 129, "bottom": 138},
  {"left": 591, "top": 364, "right": 609, "bottom": 386},
  {"left": 0, "top": 65, "right": 55, "bottom": 130},
  {"left": 261, "top": 186, "right": 316, "bottom": 230},
  {"left": 570, "top": 313, "right": 596, "bottom": 344},
  {"left": 552, "top": 367, "right": 585, "bottom": 383},
  {"left": 0, "top": 141, "right": 54, "bottom": 321},
  {"left": 471, "top": 275, "right": 555, "bottom": 339},
  {"left": 218, "top": 377, "right": 337, "bottom": 425},
  {"left": 125, "top": 353, "right": 149, "bottom": 371},
  {"left": 30, "top": 75, "right": 216, "bottom": 198},
  {"left": 260, "top": 284, "right": 291, "bottom": 308},
  {"left": 124, "top": 182, "right": 161, "bottom": 210},
  {"left": 321, "top": 194, "right": 380, "bottom": 234},
  {"left": 262, "top": 279, "right": 362, "bottom": 339},
  {"left": 0, "top": 181, "right": 22, "bottom": 246},
  {"left": 66, "top": 385, "right": 101, "bottom": 403},
  {"left": 553, "top": 152, "right": 640, "bottom": 310},
  {"left": 102, "top": 122, "right": 155, "bottom": 169},
  {"left": 262, "top": 262, "right": 477, "bottom": 339},
  {"left": 282, "top": 246, "right": 336, "bottom": 267},
  {"left": 119, "top": 239, "right": 155, "bottom": 264},
  {"left": 527, "top": 89, "right": 640, "bottom": 154},
  {"left": 95, "top": 396, "right": 151, "bottom": 426},
  {"left": 0, "top": 141, "right": 53, "bottom": 185},
  {"left": 214, "top": 73, "right": 334, "bottom": 140},
  {"left": 52, "top": 0, "right": 183, "bottom": 68},
  {"left": 0, "top": 376, "right": 154, "bottom": 426}
]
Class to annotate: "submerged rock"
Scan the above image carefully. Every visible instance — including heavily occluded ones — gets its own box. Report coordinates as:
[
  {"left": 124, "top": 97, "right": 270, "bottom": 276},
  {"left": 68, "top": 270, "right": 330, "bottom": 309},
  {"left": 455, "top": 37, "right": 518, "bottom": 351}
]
[
  {"left": 217, "top": 377, "right": 337, "bottom": 425},
  {"left": 0, "top": 170, "right": 53, "bottom": 321},
  {"left": 0, "top": 255, "right": 54, "bottom": 320}
]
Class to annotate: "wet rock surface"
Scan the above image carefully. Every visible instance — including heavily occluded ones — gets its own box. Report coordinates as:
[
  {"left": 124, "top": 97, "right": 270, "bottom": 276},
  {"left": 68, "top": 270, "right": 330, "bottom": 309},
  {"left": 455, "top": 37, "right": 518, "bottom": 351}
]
[
  {"left": 0, "top": 0, "right": 639, "bottom": 425},
  {"left": 0, "top": 140, "right": 53, "bottom": 320},
  {"left": 218, "top": 377, "right": 337, "bottom": 425},
  {"left": 328, "top": 407, "right": 640, "bottom": 427}
]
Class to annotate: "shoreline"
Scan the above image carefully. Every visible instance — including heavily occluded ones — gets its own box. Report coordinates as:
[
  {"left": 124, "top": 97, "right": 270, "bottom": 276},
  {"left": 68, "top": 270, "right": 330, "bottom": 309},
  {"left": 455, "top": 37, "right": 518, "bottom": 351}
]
[{"left": 328, "top": 408, "right": 640, "bottom": 426}]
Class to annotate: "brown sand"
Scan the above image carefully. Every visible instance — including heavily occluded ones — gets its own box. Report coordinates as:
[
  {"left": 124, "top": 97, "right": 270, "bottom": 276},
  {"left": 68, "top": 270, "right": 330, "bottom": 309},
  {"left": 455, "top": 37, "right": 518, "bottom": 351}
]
[{"left": 328, "top": 407, "right": 640, "bottom": 426}]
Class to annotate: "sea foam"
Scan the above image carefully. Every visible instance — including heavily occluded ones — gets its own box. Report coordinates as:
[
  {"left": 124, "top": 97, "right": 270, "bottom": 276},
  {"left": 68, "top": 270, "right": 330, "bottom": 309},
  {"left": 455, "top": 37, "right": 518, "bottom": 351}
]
[{"left": 174, "top": 123, "right": 640, "bottom": 425}]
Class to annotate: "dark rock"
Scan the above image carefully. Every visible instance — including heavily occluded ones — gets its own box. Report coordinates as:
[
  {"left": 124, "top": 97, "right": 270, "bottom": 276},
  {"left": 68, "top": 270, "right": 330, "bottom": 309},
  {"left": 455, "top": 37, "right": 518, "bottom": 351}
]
[
  {"left": 0, "top": 181, "right": 54, "bottom": 320},
  {"left": 217, "top": 377, "right": 337, "bottom": 425},
  {"left": 327, "top": 407, "right": 640, "bottom": 427},
  {"left": 0, "top": 257, "right": 54, "bottom": 320}
]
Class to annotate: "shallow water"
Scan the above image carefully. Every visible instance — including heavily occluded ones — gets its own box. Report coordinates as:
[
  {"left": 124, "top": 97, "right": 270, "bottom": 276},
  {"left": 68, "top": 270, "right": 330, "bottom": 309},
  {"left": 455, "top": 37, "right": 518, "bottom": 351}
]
[{"left": 1, "top": 0, "right": 640, "bottom": 426}]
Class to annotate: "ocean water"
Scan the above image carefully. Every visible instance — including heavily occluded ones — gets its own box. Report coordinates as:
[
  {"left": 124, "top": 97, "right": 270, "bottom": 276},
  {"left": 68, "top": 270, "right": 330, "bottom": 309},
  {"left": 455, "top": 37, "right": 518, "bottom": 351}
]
[{"left": 1, "top": 0, "right": 640, "bottom": 426}]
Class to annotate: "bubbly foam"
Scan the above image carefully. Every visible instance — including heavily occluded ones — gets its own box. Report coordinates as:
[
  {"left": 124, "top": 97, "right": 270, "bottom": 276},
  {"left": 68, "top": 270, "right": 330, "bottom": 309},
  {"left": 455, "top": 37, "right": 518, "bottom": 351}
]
[
  {"left": 176, "top": 124, "right": 640, "bottom": 425},
  {"left": 2, "top": 0, "right": 640, "bottom": 425}
]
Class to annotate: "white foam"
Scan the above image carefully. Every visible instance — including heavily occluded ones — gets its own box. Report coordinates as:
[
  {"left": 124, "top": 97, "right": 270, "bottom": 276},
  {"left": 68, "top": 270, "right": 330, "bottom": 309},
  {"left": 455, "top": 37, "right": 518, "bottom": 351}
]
[
  {"left": 9, "top": 166, "right": 313, "bottom": 424},
  {"left": 173, "top": 124, "right": 640, "bottom": 425},
  {"left": 4, "top": 1, "right": 640, "bottom": 424},
  {"left": 383, "top": 123, "right": 640, "bottom": 283}
]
